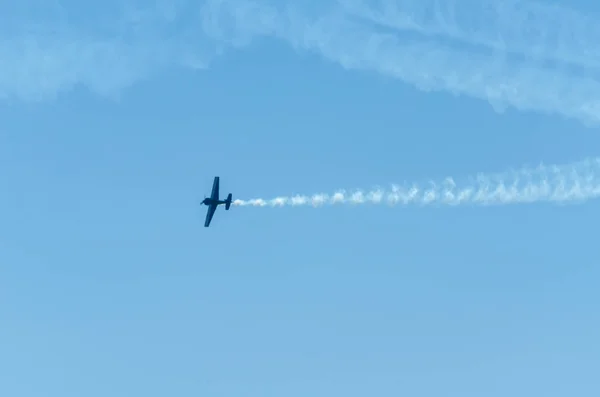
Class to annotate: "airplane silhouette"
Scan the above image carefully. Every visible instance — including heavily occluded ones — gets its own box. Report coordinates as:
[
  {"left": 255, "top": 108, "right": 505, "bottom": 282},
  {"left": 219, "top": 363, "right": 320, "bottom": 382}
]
[{"left": 201, "top": 176, "right": 232, "bottom": 227}]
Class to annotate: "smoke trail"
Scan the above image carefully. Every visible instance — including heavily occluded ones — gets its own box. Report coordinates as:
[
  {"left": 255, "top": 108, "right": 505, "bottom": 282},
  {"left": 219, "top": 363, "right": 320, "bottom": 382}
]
[{"left": 233, "top": 157, "right": 600, "bottom": 207}]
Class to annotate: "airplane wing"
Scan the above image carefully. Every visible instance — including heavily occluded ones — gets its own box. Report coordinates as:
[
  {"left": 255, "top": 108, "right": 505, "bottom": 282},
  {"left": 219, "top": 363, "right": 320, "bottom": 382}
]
[
  {"left": 211, "top": 176, "right": 219, "bottom": 200},
  {"left": 204, "top": 204, "right": 217, "bottom": 227}
]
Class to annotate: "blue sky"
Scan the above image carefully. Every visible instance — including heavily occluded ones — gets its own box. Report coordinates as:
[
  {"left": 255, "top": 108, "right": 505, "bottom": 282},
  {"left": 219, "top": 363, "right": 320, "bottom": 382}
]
[{"left": 2, "top": 1, "right": 600, "bottom": 396}]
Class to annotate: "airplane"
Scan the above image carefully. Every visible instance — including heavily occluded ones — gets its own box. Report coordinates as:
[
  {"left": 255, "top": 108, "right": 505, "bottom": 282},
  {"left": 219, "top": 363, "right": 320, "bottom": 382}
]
[{"left": 201, "top": 176, "right": 232, "bottom": 227}]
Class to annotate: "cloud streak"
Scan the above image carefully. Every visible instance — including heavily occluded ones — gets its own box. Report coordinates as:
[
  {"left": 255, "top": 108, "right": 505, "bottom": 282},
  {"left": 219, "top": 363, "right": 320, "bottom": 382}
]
[
  {"left": 338, "top": 0, "right": 600, "bottom": 71},
  {"left": 199, "top": 0, "right": 600, "bottom": 125},
  {"left": 233, "top": 157, "right": 600, "bottom": 207},
  {"left": 2, "top": 0, "right": 600, "bottom": 126},
  {"left": 0, "top": 0, "right": 213, "bottom": 101}
]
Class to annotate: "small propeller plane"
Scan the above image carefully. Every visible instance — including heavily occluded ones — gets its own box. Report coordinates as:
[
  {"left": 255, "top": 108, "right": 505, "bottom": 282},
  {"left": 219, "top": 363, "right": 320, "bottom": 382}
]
[{"left": 201, "top": 176, "right": 232, "bottom": 227}]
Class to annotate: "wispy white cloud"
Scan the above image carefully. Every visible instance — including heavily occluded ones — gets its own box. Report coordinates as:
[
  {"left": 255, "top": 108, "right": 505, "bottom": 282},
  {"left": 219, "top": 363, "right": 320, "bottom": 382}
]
[
  {"left": 233, "top": 157, "right": 600, "bottom": 207},
  {"left": 338, "top": 0, "right": 600, "bottom": 70},
  {"left": 0, "top": 0, "right": 212, "bottom": 101},
  {"left": 2, "top": 0, "right": 600, "bottom": 126},
  {"left": 199, "top": 0, "right": 600, "bottom": 125}
]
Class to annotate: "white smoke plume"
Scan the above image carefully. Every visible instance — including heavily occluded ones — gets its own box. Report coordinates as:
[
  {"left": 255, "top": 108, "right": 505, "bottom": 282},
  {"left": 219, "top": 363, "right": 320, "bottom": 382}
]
[{"left": 233, "top": 157, "right": 600, "bottom": 207}]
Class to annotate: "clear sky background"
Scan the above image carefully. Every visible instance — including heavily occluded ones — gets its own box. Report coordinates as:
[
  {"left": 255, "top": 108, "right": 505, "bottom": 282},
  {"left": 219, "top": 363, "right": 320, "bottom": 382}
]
[{"left": 2, "top": 1, "right": 600, "bottom": 396}]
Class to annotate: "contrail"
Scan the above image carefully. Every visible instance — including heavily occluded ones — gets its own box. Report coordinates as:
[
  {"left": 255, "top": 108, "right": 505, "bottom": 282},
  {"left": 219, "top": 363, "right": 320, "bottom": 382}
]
[
  {"left": 339, "top": 0, "right": 600, "bottom": 71},
  {"left": 233, "top": 157, "right": 600, "bottom": 207}
]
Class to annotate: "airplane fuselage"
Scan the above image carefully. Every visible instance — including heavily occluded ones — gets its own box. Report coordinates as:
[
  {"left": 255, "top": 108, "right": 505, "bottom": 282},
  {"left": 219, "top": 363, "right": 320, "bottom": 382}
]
[
  {"left": 202, "top": 176, "right": 232, "bottom": 227},
  {"left": 202, "top": 198, "right": 227, "bottom": 206}
]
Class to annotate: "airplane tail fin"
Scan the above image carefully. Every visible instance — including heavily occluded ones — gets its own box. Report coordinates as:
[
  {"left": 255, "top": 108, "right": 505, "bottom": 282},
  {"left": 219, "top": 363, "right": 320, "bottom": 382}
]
[{"left": 225, "top": 193, "right": 232, "bottom": 210}]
